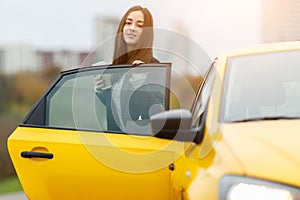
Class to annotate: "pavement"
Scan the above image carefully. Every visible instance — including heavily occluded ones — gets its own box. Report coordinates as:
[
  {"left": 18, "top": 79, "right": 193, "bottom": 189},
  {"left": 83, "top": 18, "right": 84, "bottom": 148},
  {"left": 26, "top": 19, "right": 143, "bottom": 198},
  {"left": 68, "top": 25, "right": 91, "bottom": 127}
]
[{"left": 0, "top": 192, "right": 27, "bottom": 200}]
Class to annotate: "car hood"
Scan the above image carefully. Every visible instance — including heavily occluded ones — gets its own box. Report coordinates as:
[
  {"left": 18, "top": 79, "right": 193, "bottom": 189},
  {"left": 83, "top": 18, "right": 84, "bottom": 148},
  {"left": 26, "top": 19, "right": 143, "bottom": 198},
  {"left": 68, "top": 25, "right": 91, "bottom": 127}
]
[{"left": 222, "top": 119, "right": 300, "bottom": 186}]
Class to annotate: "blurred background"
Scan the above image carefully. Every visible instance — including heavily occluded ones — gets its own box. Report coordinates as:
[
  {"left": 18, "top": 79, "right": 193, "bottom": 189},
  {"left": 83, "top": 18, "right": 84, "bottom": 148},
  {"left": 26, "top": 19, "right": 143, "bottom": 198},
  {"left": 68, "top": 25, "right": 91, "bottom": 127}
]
[{"left": 1, "top": 0, "right": 300, "bottom": 194}]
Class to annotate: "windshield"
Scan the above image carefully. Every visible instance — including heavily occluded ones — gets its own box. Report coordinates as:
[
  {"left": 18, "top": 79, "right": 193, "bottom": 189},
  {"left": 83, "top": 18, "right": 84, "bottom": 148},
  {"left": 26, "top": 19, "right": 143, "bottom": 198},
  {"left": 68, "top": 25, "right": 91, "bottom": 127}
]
[{"left": 221, "top": 50, "right": 300, "bottom": 122}]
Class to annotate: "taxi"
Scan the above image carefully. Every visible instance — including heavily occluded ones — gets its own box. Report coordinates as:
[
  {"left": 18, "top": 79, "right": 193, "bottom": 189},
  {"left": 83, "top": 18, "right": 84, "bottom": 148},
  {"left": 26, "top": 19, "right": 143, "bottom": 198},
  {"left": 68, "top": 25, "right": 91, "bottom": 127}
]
[
  {"left": 151, "top": 41, "right": 300, "bottom": 199},
  {"left": 8, "top": 41, "right": 300, "bottom": 199}
]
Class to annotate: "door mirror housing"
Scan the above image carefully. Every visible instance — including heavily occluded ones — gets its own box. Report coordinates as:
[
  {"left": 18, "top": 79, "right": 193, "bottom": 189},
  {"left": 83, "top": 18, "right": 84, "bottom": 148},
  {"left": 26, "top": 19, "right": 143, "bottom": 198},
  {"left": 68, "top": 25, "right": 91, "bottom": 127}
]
[{"left": 150, "top": 109, "right": 203, "bottom": 143}]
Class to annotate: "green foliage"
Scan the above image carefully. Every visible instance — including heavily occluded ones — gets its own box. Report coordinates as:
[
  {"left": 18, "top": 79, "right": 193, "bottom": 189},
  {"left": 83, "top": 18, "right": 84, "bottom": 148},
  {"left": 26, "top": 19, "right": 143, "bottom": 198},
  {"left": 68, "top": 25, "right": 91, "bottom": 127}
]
[{"left": 0, "top": 176, "right": 23, "bottom": 194}]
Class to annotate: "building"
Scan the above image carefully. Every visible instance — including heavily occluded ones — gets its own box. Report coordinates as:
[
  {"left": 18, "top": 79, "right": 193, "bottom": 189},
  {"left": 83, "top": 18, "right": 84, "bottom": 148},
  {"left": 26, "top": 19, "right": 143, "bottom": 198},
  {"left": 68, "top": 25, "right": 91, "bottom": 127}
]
[
  {"left": 36, "top": 49, "right": 94, "bottom": 70},
  {"left": 0, "top": 43, "right": 94, "bottom": 74},
  {"left": 262, "top": 0, "right": 300, "bottom": 42},
  {"left": 0, "top": 15, "right": 120, "bottom": 74},
  {"left": 0, "top": 44, "right": 37, "bottom": 74},
  {"left": 93, "top": 15, "right": 119, "bottom": 63}
]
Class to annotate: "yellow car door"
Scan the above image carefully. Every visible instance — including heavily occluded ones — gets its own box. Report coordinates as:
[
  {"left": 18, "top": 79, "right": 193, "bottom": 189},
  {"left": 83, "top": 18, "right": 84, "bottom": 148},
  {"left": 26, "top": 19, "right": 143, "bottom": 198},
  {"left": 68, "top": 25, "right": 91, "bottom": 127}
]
[{"left": 8, "top": 64, "right": 184, "bottom": 200}]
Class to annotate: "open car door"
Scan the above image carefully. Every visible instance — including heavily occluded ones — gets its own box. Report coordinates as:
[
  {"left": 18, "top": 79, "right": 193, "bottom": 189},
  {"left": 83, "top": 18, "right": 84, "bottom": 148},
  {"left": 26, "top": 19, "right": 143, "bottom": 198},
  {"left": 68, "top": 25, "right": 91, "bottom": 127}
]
[{"left": 8, "top": 63, "right": 185, "bottom": 200}]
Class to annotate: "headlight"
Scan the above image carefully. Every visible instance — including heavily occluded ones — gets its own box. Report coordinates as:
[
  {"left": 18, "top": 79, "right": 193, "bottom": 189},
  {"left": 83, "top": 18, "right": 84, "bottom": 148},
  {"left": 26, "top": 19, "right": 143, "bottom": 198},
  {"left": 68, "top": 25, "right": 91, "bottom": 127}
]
[{"left": 219, "top": 175, "right": 300, "bottom": 200}]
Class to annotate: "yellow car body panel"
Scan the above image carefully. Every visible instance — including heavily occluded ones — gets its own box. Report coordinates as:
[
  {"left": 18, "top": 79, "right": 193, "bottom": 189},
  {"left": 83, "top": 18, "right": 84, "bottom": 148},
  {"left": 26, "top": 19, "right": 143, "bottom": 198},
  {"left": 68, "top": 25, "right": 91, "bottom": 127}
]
[
  {"left": 222, "top": 120, "right": 300, "bottom": 186},
  {"left": 8, "top": 127, "right": 185, "bottom": 200}
]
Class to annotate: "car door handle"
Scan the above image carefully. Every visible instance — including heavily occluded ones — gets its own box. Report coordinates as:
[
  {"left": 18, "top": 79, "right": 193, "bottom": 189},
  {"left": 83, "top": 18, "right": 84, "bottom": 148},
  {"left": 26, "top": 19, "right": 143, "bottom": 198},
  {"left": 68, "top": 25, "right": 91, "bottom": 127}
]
[{"left": 21, "top": 151, "right": 54, "bottom": 159}]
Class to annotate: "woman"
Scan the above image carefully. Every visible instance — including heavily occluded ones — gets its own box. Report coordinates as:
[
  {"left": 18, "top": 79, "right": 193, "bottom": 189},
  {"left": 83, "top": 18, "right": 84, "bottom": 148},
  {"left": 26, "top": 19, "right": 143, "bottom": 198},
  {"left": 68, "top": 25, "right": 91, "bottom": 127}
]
[
  {"left": 95, "top": 5, "right": 164, "bottom": 132},
  {"left": 112, "top": 5, "right": 159, "bottom": 65},
  {"left": 95, "top": 5, "right": 159, "bottom": 92}
]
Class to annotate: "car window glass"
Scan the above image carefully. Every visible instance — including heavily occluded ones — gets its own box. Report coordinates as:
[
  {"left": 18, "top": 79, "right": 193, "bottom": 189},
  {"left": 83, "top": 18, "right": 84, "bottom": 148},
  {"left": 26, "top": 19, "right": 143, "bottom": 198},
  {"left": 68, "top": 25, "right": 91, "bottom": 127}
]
[
  {"left": 191, "top": 62, "right": 216, "bottom": 127},
  {"left": 44, "top": 65, "right": 170, "bottom": 135},
  {"left": 46, "top": 75, "right": 79, "bottom": 129}
]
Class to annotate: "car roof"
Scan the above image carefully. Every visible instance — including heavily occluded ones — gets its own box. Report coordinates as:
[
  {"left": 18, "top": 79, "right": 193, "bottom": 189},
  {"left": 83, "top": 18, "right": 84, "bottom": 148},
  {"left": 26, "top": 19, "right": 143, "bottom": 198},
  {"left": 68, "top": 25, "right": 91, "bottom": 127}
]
[
  {"left": 219, "top": 41, "right": 300, "bottom": 59},
  {"left": 210, "top": 41, "right": 300, "bottom": 90}
]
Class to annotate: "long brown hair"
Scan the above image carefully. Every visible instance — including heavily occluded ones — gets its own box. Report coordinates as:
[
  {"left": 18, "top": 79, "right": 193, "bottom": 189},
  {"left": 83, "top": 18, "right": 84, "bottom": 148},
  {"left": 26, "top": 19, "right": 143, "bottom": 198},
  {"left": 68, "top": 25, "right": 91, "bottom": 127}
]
[{"left": 113, "top": 6, "right": 154, "bottom": 64}]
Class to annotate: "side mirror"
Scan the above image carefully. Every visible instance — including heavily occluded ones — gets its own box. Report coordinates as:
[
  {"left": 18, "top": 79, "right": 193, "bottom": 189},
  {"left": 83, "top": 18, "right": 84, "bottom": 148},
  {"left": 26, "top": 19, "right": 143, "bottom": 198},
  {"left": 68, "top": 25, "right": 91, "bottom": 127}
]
[{"left": 150, "top": 109, "right": 202, "bottom": 143}]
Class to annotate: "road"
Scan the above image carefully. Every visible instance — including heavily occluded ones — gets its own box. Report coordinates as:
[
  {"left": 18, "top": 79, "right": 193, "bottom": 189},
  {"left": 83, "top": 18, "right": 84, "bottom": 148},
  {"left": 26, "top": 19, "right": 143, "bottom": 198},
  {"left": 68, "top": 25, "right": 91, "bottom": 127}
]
[{"left": 0, "top": 192, "right": 27, "bottom": 200}]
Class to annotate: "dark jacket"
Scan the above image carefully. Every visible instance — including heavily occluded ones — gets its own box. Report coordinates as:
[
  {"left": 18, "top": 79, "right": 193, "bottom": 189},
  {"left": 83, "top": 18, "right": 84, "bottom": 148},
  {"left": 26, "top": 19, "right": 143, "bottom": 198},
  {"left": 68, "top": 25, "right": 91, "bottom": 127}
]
[{"left": 96, "top": 58, "right": 164, "bottom": 132}]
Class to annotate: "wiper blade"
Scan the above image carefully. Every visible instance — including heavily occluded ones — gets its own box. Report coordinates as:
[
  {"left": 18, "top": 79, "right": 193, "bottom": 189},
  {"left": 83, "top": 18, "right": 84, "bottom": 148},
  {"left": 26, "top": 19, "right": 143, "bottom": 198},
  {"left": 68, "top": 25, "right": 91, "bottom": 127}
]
[{"left": 230, "top": 116, "right": 300, "bottom": 123}]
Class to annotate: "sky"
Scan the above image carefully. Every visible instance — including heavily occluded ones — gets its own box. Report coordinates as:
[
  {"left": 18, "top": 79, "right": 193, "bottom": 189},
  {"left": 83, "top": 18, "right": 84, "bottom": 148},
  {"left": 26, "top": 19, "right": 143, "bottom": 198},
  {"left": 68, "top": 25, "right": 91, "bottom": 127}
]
[{"left": 0, "top": 0, "right": 261, "bottom": 58}]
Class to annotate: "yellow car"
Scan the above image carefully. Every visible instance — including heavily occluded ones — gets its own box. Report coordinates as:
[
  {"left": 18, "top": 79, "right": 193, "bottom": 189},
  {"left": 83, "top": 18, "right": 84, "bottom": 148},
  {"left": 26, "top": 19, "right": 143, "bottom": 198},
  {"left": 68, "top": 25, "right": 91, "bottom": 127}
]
[{"left": 8, "top": 41, "right": 300, "bottom": 200}]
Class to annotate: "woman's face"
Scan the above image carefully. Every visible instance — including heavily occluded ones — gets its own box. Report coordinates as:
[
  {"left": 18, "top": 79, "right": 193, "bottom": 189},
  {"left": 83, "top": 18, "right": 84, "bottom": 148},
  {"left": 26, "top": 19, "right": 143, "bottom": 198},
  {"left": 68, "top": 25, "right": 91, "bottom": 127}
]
[{"left": 123, "top": 10, "right": 144, "bottom": 48}]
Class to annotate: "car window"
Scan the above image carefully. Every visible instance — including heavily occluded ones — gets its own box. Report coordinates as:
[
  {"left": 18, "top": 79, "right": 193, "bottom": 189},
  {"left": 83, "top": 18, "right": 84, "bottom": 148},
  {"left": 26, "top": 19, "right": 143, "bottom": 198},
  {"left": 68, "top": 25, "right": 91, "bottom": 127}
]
[
  {"left": 221, "top": 50, "right": 300, "bottom": 122},
  {"left": 23, "top": 65, "right": 171, "bottom": 135},
  {"left": 191, "top": 61, "right": 216, "bottom": 128}
]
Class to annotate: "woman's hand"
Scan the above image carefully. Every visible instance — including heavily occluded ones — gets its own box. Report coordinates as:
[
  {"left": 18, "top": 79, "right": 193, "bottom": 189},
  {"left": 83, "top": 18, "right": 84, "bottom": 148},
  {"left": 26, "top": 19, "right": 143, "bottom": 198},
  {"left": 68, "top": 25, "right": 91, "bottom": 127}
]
[
  {"left": 93, "top": 74, "right": 111, "bottom": 92},
  {"left": 129, "top": 72, "right": 148, "bottom": 89},
  {"left": 132, "top": 60, "right": 145, "bottom": 66}
]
